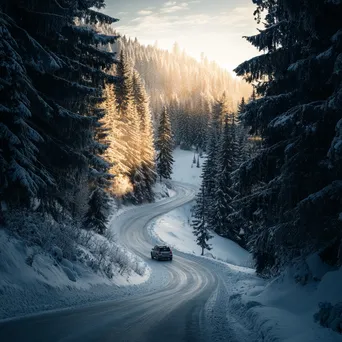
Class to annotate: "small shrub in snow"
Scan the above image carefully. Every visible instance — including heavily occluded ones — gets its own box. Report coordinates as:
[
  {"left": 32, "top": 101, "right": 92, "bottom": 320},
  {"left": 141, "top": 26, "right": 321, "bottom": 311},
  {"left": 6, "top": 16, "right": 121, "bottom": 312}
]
[
  {"left": 25, "top": 254, "right": 34, "bottom": 267},
  {"left": 104, "top": 229, "right": 117, "bottom": 243},
  {"left": 314, "top": 302, "right": 342, "bottom": 334},
  {"left": 61, "top": 266, "right": 77, "bottom": 282},
  {"left": 52, "top": 246, "right": 63, "bottom": 262}
]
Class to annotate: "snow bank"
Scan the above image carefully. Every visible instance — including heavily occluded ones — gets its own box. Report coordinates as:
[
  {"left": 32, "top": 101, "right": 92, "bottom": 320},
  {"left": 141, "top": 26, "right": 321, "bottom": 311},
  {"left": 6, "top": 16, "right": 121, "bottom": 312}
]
[
  {"left": 153, "top": 181, "right": 176, "bottom": 201},
  {"left": 228, "top": 261, "right": 342, "bottom": 342},
  {"left": 0, "top": 218, "right": 149, "bottom": 320}
]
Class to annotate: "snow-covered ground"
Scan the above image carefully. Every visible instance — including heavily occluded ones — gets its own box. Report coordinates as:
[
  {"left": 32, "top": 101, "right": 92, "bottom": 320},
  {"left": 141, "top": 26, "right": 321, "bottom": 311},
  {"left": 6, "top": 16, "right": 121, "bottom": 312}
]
[
  {"left": 0, "top": 176, "right": 179, "bottom": 320},
  {"left": 171, "top": 147, "right": 204, "bottom": 187},
  {"left": 150, "top": 202, "right": 342, "bottom": 341},
  {"left": 0, "top": 223, "right": 151, "bottom": 320},
  {"left": 149, "top": 203, "right": 253, "bottom": 268},
  {"left": 229, "top": 260, "right": 342, "bottom": 342},
  {"left": 153, "top": 181, "right": 176, "bottom": 201},
  {"left": 1, "top": 146, "right": 341, "bottom": 342},
  {"left": 151, "top": 147, "right": 342, "bottom": 342}
]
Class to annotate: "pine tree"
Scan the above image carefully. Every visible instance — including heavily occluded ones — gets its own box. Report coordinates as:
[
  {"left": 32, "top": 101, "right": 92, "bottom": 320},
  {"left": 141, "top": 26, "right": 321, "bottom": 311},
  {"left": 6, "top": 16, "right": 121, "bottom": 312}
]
[
  {"left": 1, "top": 0, "right": 119, "bottom": 232},
  {"left": 238, "top": 97, "right": 246, "bottom": 114},
  {"left": 192, "top": 186, "right": 213, "bottom": 256},
  {"left": 98, "top": 83, "right": 130, "bottom": 197},
  {"left": 212, "top": 116, "right": 240, "bottom": 241},
  {"left": 168, "top": 96, "right": 182, "bottom": 145},
  {"left": 156, "top": 107, "right": 174, "bottom": 181},
  {"left": 116, "top": 50, "right": 141, "bottom": 197},
  {"left": 196, "top": 155, "right": 200, "bottom": 168},
  {"left": 249, "top": 88, "right": 256, "bottom": 103},
  {"left": 132, "top": 70, "right": 157, "bottom": 202},
  {"left": 235, "top": 98, "right": 249, "bottom": 165},
  {"left": 235, "top": 0, "right": 342, "bottom": 274},
  {"left": 200, "top": 93, "right": 230, "bottom": 230},
  {"left": 0, "top": 15, "right": 55, "bottom": 208},
  {"left": 84, "top": 188, "right": 110, "bottom": 235}
]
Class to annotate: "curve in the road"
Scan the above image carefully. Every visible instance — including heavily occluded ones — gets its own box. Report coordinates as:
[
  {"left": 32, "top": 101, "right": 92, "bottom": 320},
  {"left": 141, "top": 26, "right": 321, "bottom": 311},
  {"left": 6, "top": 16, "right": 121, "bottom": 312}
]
[{"left": 0, "top": 182, "right": 256, "bottom": 342}]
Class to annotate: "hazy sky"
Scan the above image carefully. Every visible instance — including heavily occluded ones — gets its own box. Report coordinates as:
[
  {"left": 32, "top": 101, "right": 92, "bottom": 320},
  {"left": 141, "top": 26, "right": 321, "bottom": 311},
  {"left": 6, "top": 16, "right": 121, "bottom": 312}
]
[{"left": 102, "top": 0, "right": 260, "bottom": 73}]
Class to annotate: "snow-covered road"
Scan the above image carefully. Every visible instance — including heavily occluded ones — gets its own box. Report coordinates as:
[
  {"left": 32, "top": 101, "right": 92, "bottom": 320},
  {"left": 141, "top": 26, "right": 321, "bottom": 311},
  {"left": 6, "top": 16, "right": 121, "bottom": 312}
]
[{"left": 0, "top": 182, "right": 257, "bottom": 342}]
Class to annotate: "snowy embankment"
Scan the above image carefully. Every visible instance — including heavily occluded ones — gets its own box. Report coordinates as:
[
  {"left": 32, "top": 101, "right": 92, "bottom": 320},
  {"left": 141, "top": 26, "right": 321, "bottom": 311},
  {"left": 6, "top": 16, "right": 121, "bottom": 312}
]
[
  {"left": 152, "top": 147, "right": 342, "bottom": 342},
  {"left": 0, "top": 182, "right": 172, "bottom": 320},
  {"left": 0, "top": 219, "right": 149, "bottom": 320}
]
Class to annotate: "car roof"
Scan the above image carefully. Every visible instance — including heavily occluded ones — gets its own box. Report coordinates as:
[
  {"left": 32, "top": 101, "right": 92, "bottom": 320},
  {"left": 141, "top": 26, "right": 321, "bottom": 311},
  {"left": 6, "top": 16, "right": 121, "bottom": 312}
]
[{"left": 156, "top": 245, "right": 169, "bottom": 248}]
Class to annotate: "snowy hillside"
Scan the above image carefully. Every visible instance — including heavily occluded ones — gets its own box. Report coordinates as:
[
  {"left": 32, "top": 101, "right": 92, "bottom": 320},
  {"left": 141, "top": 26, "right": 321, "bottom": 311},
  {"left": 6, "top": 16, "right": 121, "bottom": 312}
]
[
  {"left": 0, "top": 223, "right": 149, "bottom": 320},
  {"left": 150, "top": 203, "right": 253, "bottom": 267}
]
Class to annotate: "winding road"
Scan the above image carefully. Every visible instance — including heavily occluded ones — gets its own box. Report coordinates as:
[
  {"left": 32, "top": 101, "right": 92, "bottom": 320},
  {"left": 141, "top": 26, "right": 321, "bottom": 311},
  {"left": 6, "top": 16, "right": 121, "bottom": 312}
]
[{"left": 0, "top": 182, "right": 256, "bottom": 342}]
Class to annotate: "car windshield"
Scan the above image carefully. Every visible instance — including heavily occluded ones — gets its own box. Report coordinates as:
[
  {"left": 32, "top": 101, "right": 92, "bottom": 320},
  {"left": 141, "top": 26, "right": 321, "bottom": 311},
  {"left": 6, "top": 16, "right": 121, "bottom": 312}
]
[{"left": 159, "top": 247, "right": 170, "bottom": 251}]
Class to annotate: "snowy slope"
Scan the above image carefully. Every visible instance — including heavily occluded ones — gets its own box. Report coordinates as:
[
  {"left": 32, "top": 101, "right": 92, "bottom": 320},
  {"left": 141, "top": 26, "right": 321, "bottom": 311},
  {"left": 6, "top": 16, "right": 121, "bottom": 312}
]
[
  {"left": 150, "top": 203, "right": 342, "bottom": 341},
  {"left": 154, "top": 147, "right": 342, "bottom": 341},
  {"left": 229, "top": 262, "right": 342, "bottom": 342},
  {"left": 149, "top": 203, "right": 253, "bottom": 267},
  {"left": 166, "top": 147, "right": 252, "bottom": 267},
  {"left": 0, "top": 226, "right": 150, "bottom": 320},
  {"left": 171, "top": 147, "right": 204, "bottom": 187}
]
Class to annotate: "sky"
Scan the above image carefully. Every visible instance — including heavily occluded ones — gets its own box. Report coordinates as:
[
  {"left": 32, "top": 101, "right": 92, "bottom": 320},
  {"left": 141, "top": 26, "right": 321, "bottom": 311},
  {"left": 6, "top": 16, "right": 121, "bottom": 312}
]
[{"left": 102, "top": 0, "right": 261, "bottom": 73}]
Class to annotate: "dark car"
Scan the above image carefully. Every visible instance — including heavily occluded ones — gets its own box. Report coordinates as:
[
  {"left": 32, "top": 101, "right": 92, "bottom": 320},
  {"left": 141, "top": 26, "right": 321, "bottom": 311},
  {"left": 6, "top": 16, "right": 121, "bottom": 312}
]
[{"left": 151, "top": 245, "right": 173, "bottom": 261}]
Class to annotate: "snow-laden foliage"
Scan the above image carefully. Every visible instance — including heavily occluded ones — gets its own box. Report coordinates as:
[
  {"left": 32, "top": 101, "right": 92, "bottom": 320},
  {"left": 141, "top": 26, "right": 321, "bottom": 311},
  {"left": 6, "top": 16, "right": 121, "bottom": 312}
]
[
  {"left": 191, "top": 94, "right": 256, "bottom": 248},
  {"left": 234, "top": 0, "right": 342, "bottom": 275},
  {"left": 132, "top": 70, "right": 157, "bottom": 202},
  {"left": 212, "top": 116, "right": 240, "bottom": 241},
  {"left": 191, "top": 186, "right": 213, "bottom": 256},
  {"left": 156, "top": 107, "right": 174, "bottom": 181},
  {"left": 1, "top": 0, "right": 120, "bottom": 235},
  {"left": 314, "top": 302, "right": 342, "bottom": 334},
  {"left": 98, "top": 55, "right": 157, "bottom": 204}
]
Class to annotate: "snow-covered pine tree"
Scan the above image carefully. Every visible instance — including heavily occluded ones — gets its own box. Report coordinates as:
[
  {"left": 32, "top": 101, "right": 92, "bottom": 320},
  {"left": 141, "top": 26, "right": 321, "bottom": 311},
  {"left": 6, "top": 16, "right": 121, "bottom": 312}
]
[
  {"left": 249, "top": 88, "right": 256, "bottom": 103},
  {"left": 116, "top": 50, "right": 142, "bottom": 201},
  {"left": 1, "top": 0, "right": 119, "bottom": 231},
  {"left": 211, "top": 116, "right": 240, "bottom": 242},
  {"left": 168, "top": 95, "right": 182, "bottom": 146},
  {"left": 191, "top": 186, "right": 213, "bottom": 256},
  {"left": 238, "top": 97, "right": 246, "bottom": 113},
  {"left": 235, "top": 97, "right": 253, "bottom": 165},
  {"left": 156, "top": 107, "right": 174, "bottom": 181},
  {"left": 178, "top": 105, "right": 193, "bottom": 150},
  {"left": 86, "top": 98, "right": 114, "bottom": 232},
  {"left": 132, "top": 70, "right": 157, "bottom": 202},
  {"left": 201, "top": 92, "right": 230, "bottom": 230},
  {"left": 0, "top": 14, "right": 55, "bottom": 208},
  {"left": 83, "top": 188, "right": 110, "bottom": 235},
  {"left": 235, "top": 0, "right": 342, "bottom": 274}
]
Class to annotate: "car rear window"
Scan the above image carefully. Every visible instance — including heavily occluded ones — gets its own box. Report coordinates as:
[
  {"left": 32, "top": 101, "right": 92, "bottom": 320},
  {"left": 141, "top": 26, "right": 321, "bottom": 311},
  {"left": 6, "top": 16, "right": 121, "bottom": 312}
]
[{"left": 159, "top": 247, "right": 170, "bottom": 251}]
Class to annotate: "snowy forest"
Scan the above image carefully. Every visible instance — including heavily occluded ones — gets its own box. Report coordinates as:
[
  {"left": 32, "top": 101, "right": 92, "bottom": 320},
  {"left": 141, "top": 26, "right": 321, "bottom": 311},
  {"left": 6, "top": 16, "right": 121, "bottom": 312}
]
[
  {"left": 1, "top": 0, "right": 342, "bottom": 294},
  {"left": 0, "top": 0, "right": 251, "bottom": 278},
  {"left": 1, "top": 0, "right": 342, "bottom": 339},
  {"left": 191, "top": 0, "right": 342, "bottom": 277}
]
